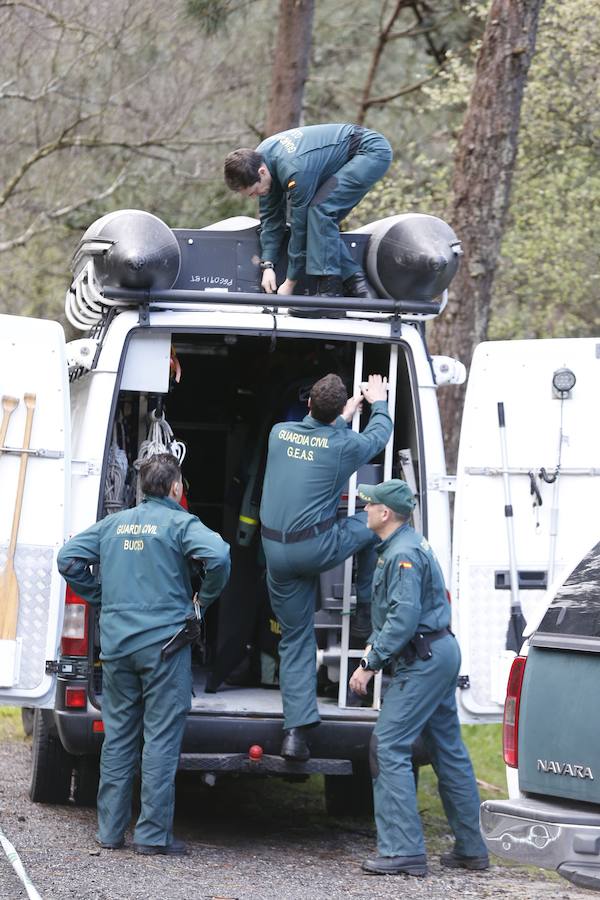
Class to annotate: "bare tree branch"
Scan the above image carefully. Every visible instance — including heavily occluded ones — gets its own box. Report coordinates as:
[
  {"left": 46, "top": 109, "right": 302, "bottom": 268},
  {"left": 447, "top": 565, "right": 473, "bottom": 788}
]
[
  {"left": 0, "top": 170, "right": 127, "bottom": 253},
  {"left": 356, "top": 0, "right": 448, "bottom": 124},
  {"left": 361, "top": 67, "right": 443, "bottom": 111}
]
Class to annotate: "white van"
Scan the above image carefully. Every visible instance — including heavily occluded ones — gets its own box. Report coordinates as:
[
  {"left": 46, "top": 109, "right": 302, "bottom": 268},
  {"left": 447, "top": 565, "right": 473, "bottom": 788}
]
[{"left": 0, "top": 209, "right": 598, "bottom": 814}]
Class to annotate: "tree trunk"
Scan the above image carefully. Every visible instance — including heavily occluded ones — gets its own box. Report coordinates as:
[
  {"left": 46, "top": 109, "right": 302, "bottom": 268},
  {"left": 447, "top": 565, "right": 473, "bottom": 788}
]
[
  {"left": 266, "top": 0, "right": 315, "bottom": 135},
  {"left": 428, "top": 0, "right": 544, "bottom": 470}
]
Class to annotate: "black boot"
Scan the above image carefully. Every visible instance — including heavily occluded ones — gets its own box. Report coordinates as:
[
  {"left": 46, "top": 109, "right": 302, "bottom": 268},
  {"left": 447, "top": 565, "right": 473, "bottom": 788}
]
[
  {"left": 316, "top": 274, "right": 343, "bottom": 297},
  {"left": 361, "top": 854, "right": 428, "bottom": 876},
  {"left": 343, "top": 271, "right": 374, "bottom": 299},
  {"left": 290, "top": 274, "right": 346, "bottom": 318},
  {"left": 280, "top": 726, "right": 311, "bottom": 761}
]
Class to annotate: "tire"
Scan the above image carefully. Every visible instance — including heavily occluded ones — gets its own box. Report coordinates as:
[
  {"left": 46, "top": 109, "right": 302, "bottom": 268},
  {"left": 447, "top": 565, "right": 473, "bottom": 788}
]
[
  {"left": 21, "top": 707, "right": 34, "bottom": 737},
  {"left": 325, "top": 762, "right": 374, "bottom": 817},
  {"left": 72, "top": 755, "right": 100, "bottom": 807},
  {"left": 29, "top": 709, "right": 74, "bottom": 804}
]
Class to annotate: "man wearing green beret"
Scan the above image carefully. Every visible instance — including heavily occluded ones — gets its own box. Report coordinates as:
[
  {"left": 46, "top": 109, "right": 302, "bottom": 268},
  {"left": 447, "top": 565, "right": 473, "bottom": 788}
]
[{"left": 349, "top": 479, "right": 488, "bottom": 877}]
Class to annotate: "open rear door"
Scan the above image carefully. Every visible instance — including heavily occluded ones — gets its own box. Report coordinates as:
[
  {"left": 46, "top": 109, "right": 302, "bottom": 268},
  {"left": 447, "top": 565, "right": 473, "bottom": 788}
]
[
  {"left": 0, "top": 314, "right": 70, "bottom": 708},
  {"left": 452, "top": 338, "right": 600, "bottom": 721}
]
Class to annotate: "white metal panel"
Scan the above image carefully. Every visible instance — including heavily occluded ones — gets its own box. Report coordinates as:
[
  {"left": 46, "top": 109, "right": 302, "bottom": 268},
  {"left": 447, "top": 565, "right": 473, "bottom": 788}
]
[
  {"left": 452, "top": 338, "right": 600, "bottom": 722},
  {"left": 0, "top": 314, "right": 70, "bottom": 707},
  {"left": 120, "top": 330, "right": 171, "bottom": 393}
]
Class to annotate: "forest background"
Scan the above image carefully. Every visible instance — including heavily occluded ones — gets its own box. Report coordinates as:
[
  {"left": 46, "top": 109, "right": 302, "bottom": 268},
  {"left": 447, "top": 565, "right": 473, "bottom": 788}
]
[{"left": 0, "top": 0, "right": 598, "bottom": 420}]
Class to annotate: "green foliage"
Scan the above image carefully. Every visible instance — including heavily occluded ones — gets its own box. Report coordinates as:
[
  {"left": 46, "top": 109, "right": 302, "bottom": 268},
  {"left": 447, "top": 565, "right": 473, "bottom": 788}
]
[
  {"left": 1, "top": 0, "right": 597, "bottom": 341},
  {"left": 186, "top": 0, "right": 250, "bottom": 35},
  {"left": 491, "top": 0, "right": 600, "bottom": 339}
]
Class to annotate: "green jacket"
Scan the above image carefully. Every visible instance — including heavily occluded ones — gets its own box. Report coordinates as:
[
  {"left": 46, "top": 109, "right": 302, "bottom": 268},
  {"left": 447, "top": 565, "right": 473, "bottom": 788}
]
[
  {"left": 260, "top": 400, "right": 392, "bottom": 533},
  {"left": 257, "top": 123, "right": 357, "bottom": 280},
  {"left": 57, "top": 495, "right": 230, "bottom": 660},
  {"left": 366, "top": 523, "right": 450, "bottom": 670}
]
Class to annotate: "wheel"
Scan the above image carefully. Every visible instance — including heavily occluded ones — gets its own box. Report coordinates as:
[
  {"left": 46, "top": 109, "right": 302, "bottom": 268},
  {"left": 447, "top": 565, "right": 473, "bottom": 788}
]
[
  {"left": 21, "top": 707, "right": 34, "bottom": 737},
  {"left": 29, "top": 709, "right": 74, "bottom": 804},
  {"left": 72, "top": 755, "right": 100, "bottom": 807},
  {"left": 325, "top": 762, "right": 374, "bottom": 817}
]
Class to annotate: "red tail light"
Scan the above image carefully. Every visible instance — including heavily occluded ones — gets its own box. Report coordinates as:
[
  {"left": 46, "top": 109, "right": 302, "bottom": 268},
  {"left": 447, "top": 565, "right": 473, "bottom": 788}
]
[
  {"left": 65, "top": 686, "right": 87, "bottom": 708},
  {"left": 503, "top": 655, "right": 527, "bottom": 767},
  {"left": 61, "top": 586, "right": 90, "bottom": 656}
]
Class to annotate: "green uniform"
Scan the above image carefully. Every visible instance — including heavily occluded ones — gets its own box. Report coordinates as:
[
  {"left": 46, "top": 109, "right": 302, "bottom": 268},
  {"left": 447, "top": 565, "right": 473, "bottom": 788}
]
[
  {"left": 366, "top": 523, "right": 487, "bottom": 860},
  {"left": 257, "top": 123, "right": 392, "bottom": 282},
  {"left": 260, "top": 401, "right": 392, "bottom": 729},
  {"left": 57, "top": 495, "right": 230, "bottom": 848}
]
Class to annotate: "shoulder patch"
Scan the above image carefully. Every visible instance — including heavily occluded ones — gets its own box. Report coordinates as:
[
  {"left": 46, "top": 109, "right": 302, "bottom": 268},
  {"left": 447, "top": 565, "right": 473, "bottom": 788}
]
[
  {"left": 399, "top": 561, "right": 413, "bottom": 569},
  {"left": 287, "top": 179, "right": 296, "bottom": 190}
]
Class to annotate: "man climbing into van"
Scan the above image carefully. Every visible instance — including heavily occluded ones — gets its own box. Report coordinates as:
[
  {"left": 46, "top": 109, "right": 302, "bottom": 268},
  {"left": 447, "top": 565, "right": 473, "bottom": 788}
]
[
  {"left": 224, "top": 123, "right": 392, "bottom": 298},
  {"left": 260, "top": 373, "right": 391, "bottom": 761}
]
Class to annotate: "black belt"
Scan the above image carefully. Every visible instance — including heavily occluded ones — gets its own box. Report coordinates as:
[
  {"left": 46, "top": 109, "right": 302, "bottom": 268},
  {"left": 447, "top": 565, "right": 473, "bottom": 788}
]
[
  {"left": 261, "top": 515, "right": 336, "bottom": 545},
  {"left": 348, "top": 126, "right": 367, "bottom": 160},
  {"left": 399, "top": 626, "right": 452, "bottom": 664}
]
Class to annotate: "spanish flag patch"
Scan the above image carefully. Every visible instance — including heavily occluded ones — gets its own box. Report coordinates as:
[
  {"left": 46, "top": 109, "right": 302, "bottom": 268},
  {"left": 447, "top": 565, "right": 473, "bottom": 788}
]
[
  {"left": 287, "top": 179, "right": 296, "bottom": 190},
  {"left": 399, "top": 561, "right": 413, "bottom": 569}
]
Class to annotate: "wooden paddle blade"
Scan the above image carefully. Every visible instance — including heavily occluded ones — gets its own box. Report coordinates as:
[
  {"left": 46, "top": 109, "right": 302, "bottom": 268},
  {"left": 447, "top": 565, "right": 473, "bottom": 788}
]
[
  {"left": 0, "top": 560, "right": 19, "bottom": 640},
  {"left": 0, "top": 395, "right": 19, "bottom": 449},
  {"left": 1, "top": 395, "right": 19, "bottom": 413}
]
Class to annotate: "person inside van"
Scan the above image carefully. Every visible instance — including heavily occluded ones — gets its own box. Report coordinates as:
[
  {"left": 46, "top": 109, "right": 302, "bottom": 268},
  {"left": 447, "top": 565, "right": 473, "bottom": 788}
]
[
  {"left": 260, "top": 373, "right": 391, "bottom": 761},
  {"left": 223, "top": 123, "right": 392, "bottom": 298}
]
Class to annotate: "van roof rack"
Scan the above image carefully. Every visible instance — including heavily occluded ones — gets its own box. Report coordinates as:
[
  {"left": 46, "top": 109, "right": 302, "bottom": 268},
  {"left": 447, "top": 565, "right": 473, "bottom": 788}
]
[
  {"left": 101, "top": 285, "right": 442, "bottom": 318},
  {"left": 66, "top": 211, "right": 456, "bottom": 331}
]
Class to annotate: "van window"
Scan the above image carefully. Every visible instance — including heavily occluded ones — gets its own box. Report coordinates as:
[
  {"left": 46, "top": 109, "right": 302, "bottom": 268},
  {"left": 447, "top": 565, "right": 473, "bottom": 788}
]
[{"left": 536, "top": 541, "right": 600, "bottom": 639}]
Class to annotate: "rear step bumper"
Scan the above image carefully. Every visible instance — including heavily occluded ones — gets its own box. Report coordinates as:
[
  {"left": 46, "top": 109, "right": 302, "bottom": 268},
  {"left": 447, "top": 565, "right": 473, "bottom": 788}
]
[
  {"left": 481, "top": 797, "right": 600, "bottom": 889},
  {"left": 180, "top": 753, "right": 352, "bottom": 776}
]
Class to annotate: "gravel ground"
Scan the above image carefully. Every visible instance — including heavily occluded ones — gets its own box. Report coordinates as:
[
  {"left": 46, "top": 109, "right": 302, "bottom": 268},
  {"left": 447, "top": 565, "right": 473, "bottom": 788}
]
[{"left": 0, "top": 738, "right": 591, "bottom": 900}]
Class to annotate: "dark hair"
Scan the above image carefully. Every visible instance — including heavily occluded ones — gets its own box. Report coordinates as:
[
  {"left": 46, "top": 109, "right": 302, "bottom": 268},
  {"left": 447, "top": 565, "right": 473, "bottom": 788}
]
[
  {"left": 310, "top": 374, "right": 348, "bottom": 423},
  {"left": 224, "top": 148, "right": 264, "bottom": 190},
  {"left": 139, "top": 453, "right": 181, "bottom": 498}
]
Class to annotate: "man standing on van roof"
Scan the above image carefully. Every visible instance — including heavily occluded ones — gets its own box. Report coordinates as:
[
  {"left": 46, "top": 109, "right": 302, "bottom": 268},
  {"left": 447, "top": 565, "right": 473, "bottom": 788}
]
[
  {"left": 260, "top": 373, "right": 392, "bottom": 761},
  {"left": 224, "top": 123, "right": 392, "bottom": 298},
  {"left": 57, "top": 454, "right": 230, "bottom": 857},
  {"left": 349, "top": 479, "right": 488, "bottom": 877}
]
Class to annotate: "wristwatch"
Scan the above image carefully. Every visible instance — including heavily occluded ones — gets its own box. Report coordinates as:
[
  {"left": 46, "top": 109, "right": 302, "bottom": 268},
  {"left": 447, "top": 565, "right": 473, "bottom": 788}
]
[
  {"left": 259, "top": 260, "right": 274, "bottom": 271},
  {"left": 359, "top": 656, "right": 372, "bottom": 671}
]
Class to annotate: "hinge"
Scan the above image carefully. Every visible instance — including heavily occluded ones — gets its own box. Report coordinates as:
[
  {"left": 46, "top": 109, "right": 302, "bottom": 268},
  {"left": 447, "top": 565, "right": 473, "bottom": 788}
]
[
  {"left": 138, "top": 299, "right": 150, "bottom": 327},
  {"left": 428, "top": 475, "right": 456, "bottom": 492},
  {"left": 390, "top": 314, "right": 402, "bottom": 338},
  {"left": 457, "top": 674, "right": 470, "bottom": 690},
  {"left": 71, "top": 459, "right": 102, "bottom": 476},
  {"left": 46, "top": 659, "right": 89, "bottom": 677}
]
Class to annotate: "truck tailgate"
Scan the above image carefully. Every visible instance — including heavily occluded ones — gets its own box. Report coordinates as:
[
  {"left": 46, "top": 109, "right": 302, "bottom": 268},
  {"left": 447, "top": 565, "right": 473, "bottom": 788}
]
[{"left": 518, "top": 645, "right": 600, "bottom": 802}]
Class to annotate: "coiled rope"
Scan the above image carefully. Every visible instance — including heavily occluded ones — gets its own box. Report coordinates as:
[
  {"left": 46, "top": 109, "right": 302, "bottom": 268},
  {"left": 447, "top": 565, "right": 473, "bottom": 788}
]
[{"left": 134, "top": 408, "right": 186, "bottom": 468}]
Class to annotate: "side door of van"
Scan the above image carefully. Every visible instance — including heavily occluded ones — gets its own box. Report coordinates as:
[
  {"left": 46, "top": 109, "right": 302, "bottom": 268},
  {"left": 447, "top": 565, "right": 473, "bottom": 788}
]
[
  {"left": 452, "top": 337, "right": 600, "bottom": 722},
  {"left": 0, "top": 314, "right": 71, "bottom": 710}
]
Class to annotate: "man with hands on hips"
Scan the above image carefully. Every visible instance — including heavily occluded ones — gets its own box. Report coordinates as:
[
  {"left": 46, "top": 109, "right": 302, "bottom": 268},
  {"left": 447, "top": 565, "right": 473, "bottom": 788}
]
[{"left": 349, "top": 478, "right": 489, "bottom": 878}]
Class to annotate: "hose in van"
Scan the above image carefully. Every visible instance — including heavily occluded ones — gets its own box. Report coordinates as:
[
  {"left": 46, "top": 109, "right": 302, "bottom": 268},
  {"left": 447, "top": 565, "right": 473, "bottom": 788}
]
[{"left": 0, "top": 823, "right": 43, "bottom": 900}]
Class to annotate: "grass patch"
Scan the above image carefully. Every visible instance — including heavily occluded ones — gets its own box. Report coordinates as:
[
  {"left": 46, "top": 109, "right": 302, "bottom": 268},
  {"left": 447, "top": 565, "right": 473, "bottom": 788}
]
[{"left": 0, "top": 706, "right": 26, "bottom": 742}]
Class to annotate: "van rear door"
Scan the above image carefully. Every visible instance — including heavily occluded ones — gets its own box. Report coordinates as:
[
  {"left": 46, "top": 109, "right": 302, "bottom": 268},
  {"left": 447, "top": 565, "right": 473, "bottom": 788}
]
[
  {"left": 452, "top": 338, "right": 600, "bottom": 721},
  {"left": 0, "top": 314, "right": 70, "bottom": 708}
]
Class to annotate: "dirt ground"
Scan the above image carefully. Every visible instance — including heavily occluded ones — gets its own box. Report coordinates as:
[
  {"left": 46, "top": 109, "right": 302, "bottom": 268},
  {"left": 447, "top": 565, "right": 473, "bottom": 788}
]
[{"left": 0, "top": 737, "right": 591, "bottom": 900}]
